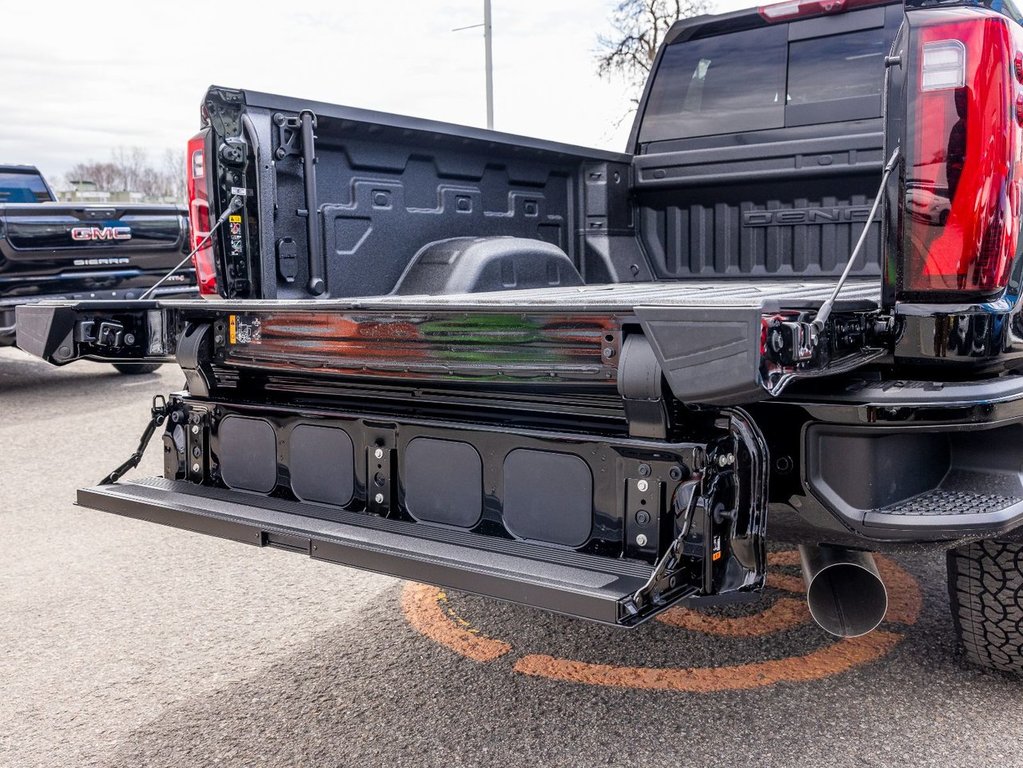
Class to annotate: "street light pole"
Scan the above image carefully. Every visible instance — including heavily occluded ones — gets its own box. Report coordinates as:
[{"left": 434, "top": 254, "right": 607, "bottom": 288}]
[
  {"left": 453, "top": 1, "right": 495, "bottom": 130},
  {"left": 483, "top": 0, "right": 494, "bottom": 129}
]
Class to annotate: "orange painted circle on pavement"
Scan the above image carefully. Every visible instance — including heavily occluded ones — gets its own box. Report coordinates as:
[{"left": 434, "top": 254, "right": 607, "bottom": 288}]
[
  {"left": 511, "top": 631, "right": 904, "bottom": 692},
  {"left": 401, "top": 583, "right": 512, "bottom": 662},
  {"left": 400, "top": 551, "right": 921, "bottom": 692},
  {"left": 654, "top": 596, "right": 810, "bottom": 637}
]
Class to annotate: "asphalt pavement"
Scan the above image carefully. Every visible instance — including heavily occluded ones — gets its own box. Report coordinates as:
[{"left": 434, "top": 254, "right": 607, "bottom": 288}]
[{"left": 2, "top": 344, "right": 1023, "bottom": 768}]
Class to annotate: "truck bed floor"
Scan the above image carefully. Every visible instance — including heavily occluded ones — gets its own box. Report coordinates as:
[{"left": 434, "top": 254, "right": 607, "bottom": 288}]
[{"left": 166, "top": 278, "right": 880, "bottom": 313}]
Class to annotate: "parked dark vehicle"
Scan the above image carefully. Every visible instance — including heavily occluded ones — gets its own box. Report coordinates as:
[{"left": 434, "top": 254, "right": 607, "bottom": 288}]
[
  {"left": 0, "top": 164, "right": 195, "bottom": 373},
  {"left": 18, "top": 0, "right": 1023, "bottom": 673}
]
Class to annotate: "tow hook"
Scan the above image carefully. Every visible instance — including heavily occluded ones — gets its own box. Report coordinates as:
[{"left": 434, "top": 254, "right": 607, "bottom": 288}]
[{"left": 75, "top": 319, "right": 127, "bottom": 348}]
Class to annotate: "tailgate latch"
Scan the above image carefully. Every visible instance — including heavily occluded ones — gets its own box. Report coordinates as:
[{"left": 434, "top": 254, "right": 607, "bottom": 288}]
[{"left": 764, "top": 316, "right": 816, "bottom": 366}]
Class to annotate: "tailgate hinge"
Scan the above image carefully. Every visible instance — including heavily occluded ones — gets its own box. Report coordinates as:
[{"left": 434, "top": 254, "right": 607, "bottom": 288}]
[
  {"left": 177, "top": 322, "right": 215, "bottom": 398},
  {"left": 617, "top": 334, "right": 670, "bottom": 439},
  {"left": 621, "top": 471, "right": 706, "bottom": 619},
  {"left": 621, "top": 408, "right": 768, "bottom": 624}
]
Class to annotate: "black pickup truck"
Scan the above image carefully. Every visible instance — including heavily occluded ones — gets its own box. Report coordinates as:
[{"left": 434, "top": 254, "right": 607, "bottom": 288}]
[
  {"left": 18, "top": 0, "right": 1023, "bottom": 674},
  {"left": 0, "top": 165, "right": 194, "bottom": 372}
]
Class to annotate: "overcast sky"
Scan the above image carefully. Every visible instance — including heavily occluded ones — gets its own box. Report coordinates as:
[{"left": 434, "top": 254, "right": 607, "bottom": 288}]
[{"left": 0, "top": 0, "right": 756, "bottom": 184}]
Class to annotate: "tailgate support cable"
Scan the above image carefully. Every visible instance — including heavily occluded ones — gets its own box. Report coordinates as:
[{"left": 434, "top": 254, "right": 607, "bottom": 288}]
[
  {"left": 813, "top": 147, "right": 901, "bottom": 334},
  {"left": 98, "top": 395, "right": 169, "bottom": 485},
  {"left": 137, "top": 196, "right": 243, "bottom": 301}
]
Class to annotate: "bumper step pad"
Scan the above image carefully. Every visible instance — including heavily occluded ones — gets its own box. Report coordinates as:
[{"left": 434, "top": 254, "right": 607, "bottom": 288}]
[{"left": 865, "top": 487, "right": 1023, "bottom": 536}]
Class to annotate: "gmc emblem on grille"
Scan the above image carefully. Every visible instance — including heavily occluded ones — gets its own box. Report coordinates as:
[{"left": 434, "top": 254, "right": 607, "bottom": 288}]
[{"left": 70, "top": 226, "right": 132, "bottom": 242}]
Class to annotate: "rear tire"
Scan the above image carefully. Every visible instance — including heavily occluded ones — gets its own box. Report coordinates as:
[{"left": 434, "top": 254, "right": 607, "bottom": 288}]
[
  {"left": 947, "top": 540, "right": 1023, "bottom": 675},
  {"left": 112, "top": 363, "right": 163, "bottom": 375}
]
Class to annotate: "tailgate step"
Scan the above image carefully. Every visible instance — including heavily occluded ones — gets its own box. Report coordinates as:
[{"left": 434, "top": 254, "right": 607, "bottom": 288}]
[{"left": 78, "top": 477, "right": 661, "bottom": 625}]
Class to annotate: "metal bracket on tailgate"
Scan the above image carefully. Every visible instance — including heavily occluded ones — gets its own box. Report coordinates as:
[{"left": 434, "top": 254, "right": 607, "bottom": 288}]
[
  {"left": 621, "top": 408, "right": 768, "bottom": 624},
  {"left": 272, "top": 112, "right": 304, "bottom": 159},
  {"left": 99, "top": 395, "right": 169, "bottom": 485}
]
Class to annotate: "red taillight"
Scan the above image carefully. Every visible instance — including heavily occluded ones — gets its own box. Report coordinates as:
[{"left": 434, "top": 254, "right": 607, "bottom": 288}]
[
  {"left": 901, "top": 9, "right": 1023, "bottom": 297},
  {"left": 758, "top": 0, "right": 887, "bottom": 23},
  {"left": 186, "top": 130, "right": 218, "bottom": 297}
]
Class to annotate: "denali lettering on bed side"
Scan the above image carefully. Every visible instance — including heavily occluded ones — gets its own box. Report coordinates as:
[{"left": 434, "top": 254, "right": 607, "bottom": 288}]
[{"left": 742, "top": 206, "right": 875, "bottom": 227}]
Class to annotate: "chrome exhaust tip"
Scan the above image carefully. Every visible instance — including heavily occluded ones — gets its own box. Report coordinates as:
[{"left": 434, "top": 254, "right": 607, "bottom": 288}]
[{"left": 798, "top": 545, "right": 888, "bottom": 638}]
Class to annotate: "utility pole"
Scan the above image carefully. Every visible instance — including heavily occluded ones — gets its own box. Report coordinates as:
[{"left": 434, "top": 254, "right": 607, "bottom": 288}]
[
  {"left": 453, "top": 0, "right": 495, "bottom": 129},
  {"left": 483, "top": 0, "right": 494, "bottom": 129}
]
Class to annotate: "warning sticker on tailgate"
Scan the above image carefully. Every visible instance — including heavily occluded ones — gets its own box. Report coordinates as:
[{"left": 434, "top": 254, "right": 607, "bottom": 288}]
[
  {"left": 228, "top": 315, "right": 261, "bottom": 345},
  {"left": 228, "top": 214, "right": 244, "bottom": 261}
]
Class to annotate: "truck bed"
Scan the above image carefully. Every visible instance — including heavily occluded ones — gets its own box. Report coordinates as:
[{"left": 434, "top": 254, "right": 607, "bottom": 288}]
[{"left": 200, "top": 83, "right": 886, "bottom": 303}]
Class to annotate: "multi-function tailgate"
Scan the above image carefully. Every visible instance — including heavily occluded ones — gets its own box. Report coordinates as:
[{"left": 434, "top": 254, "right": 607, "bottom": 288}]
[
  {"left": 15, "top": 278, "right": 883, "bottom": 406},
  {"left": 14, "top": 279, "right": 887, "bottom": 625}
]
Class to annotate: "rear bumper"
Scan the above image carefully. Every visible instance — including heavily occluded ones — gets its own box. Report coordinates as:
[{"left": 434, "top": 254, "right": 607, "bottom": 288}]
[
  {"left": 803, "top": 421, "right": 1023, "bottom": 541},
  {"left": 1, "top": 286, "right": 198, "bottom": 346},
  {"left": 766, "top": 377, "right": 1023, "bottom": 544},
  {"left": 893, "top": 296, "right": 1023, "bottom": 372}
]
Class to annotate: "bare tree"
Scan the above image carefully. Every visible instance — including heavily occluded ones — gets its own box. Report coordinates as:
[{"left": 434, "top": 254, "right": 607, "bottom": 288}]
[
  {"left": 65, "top": 160, "right": 121, "bottom": 190},
  {"left": 65, "top": 146, "right": 186, "bottom": 202},
  {"left": 110, "top": 146, "right": 149, "bottom": 192},
  {"left": 160, "top": 149, "right": 186, "bottom": 202},
  {"left": 597, "top": 0, "right": 715, "bottom": 100}
]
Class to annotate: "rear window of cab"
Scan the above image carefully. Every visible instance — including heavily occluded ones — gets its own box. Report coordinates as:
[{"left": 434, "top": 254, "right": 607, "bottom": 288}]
[
  {"left": 0, "top": 171, "right": 52, "bottom": 203},
  {"left": 638, "top": 5, "right": 902, "bottom": 143}
]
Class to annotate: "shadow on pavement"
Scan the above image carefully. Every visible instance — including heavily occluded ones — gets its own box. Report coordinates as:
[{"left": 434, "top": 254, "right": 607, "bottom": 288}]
[
  {"left": 105, "top": 554, "right": 1023, "bottom": 768},
  {"left": 0, "top": 350, "right": 178, "bottom": 422}
]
